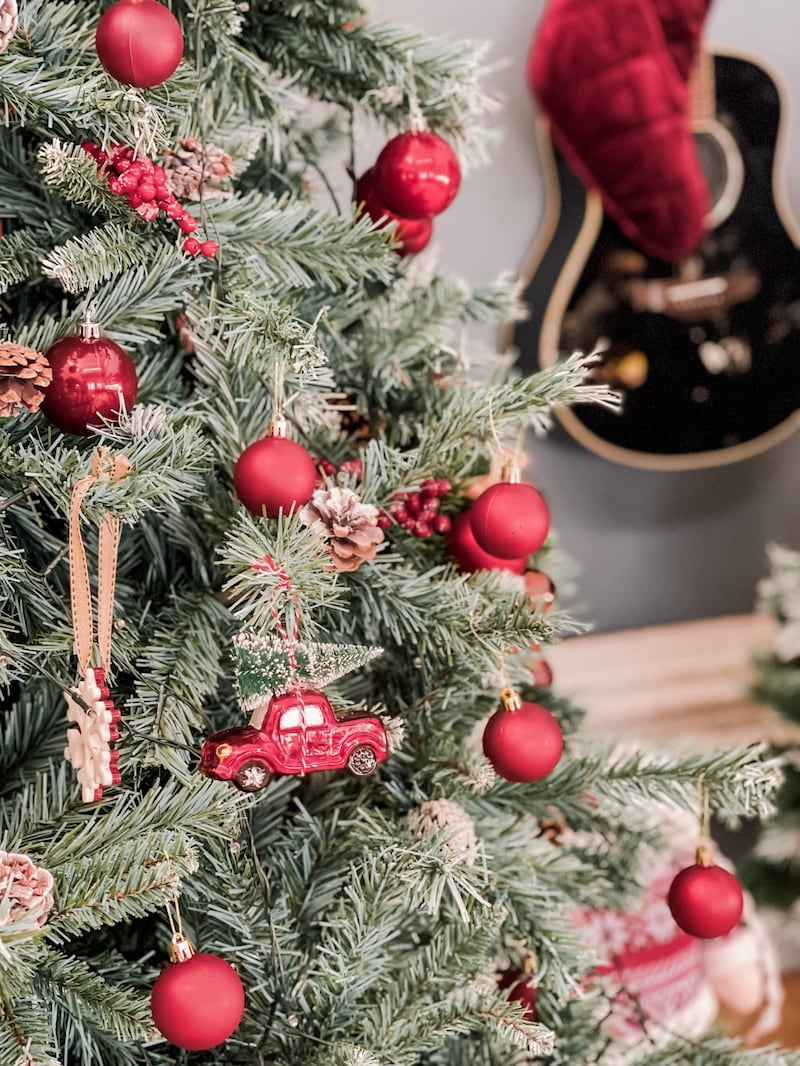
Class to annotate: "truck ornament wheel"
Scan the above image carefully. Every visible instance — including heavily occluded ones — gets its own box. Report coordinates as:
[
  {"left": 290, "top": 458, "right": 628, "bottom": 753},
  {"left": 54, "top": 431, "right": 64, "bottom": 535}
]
[
  {"left": 233, "top": 761, "right": 271, "bottom": 792},
  {"left": 347, "top": 745, "right": 378, "bottom": 776}
]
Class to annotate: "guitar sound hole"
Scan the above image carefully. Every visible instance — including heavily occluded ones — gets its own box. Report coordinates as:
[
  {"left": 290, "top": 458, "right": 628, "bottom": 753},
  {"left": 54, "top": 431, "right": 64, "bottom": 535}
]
[{"left": 694, "top": 123, "right": 744, "bottom": 228}]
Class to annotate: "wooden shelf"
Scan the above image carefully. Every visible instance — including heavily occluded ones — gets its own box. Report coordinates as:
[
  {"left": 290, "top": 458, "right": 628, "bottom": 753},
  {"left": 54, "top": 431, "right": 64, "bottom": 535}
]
[{"left": 548, "top": 612, "right": 800, "bottom": 749}]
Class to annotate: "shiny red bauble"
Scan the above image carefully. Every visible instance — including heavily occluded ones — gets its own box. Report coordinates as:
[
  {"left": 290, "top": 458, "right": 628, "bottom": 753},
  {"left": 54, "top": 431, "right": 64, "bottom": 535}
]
[
  {"left": 470, "top": 482, "right": 550, "bottom": 560},
  {"left": 41, "top": 333, "right": 137, "bottom": 435},
  {"left": 446, "top": 510, "right": 527, "bottom": 574},
  {"left": 374, "top": 130, "right": 461, "bottom": 219},
  {"left": 233, "top": 434, "right": 317, "bottom": 518},
  {"left": 482, "top": 699, "right": 563, "bottom": 782},
  {"left": 667, "top": 861, "right": 744, "bottom": 939},
  {"left": 355, "top": 168, "right": 433, "bottom": 256},
  {"left": 151, "top": 952, "right": 245, "bottom": 1050},
  {"left": 96, "top": 0, "right": 184, "bottom": 88}
]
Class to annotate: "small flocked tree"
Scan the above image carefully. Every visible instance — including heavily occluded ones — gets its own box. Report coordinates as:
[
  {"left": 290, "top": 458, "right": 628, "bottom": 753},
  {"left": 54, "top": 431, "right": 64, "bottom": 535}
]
[
  {"left": 0, "top": 2, "right": 795, "bottom": 1065},
  {"left": 741, "top": 544, "right": 800, "bottom": 962}
]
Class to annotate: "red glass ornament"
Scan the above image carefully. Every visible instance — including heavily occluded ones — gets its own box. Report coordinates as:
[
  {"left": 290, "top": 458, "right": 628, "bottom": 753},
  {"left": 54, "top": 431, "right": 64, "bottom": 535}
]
[
  {"left": 96, "top": 0, "right": 184, "bottom": 88},
  {"left": 374, "top": 130, "right": 461, "bottom": 219},
  {"left": 482, "top": 689, "right": 563, "bottom": 782},
  {"left": 151, "top": 940, "right": 245, "bottom": 1051},
  {"left": 355, "top": 168, "right": 432, "bottom": 256},
  {"left": 41, "top": 313, "right": 137, "bottom": 435},
  {"left": 470, "top": 479, "right": 550, "bottom": 560},
  {"left": 199, "top": 685, "right": 388, "bottom": 791},
  {"left": 497, "top": 970, "right": 538, "bottom": 1021},
  {"left": 233, "top": 419, "right": 317, "bottom": 517},
  {"left": 667, "top": 855, "right": 744, "bottom": 939},
  {"left": 446, "top": 510, "right": 527, "bottom": 574}
]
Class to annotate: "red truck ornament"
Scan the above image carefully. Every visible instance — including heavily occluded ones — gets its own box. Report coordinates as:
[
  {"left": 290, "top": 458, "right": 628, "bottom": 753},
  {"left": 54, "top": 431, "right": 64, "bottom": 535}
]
[{"left": 199, "top": 686, "right": 388, "bottom": 791}]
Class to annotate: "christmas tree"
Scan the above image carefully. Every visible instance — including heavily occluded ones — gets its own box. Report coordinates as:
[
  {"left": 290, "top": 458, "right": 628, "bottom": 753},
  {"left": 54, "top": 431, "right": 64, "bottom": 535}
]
[
  {"left": 0, "top": 2, "right": 795, "bottom": 1064},
  {"left": 741, "top": 544, "right": 800, "bottom": 966}
]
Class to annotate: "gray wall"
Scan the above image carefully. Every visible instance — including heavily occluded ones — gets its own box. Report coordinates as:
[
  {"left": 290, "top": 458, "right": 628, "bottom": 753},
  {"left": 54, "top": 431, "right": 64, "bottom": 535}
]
[{"left": 377, "top": 0, "right": 800, "bottom": 631}]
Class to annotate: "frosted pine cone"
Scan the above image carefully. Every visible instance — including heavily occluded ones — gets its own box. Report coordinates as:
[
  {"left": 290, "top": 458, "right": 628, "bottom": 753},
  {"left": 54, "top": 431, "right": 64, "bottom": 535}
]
[
  {"left": 301, "top": 486, "right": 385, "bottom": 572},
  {"left": 0, "top": 850, "right": 54, "bottom": 928},
  {"left": 0, "top": 342, "right": 52, "bottom": 417},
  {"left": 409, "top": 798, "right": 478, "bottom": 865},
  {"left": 163, "top": 137, "right": 234, "bottom": 201},
  {"left": 0, "top": 0, "right": 18, "bottom": 54}
]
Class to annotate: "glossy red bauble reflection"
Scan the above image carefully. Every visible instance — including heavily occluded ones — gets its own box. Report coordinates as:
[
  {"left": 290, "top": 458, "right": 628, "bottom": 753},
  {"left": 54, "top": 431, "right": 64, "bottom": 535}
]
[
  {"left": 96, "top": 0, "right": 184, "bottom": 88},
  {"left": 667, "top": 861, "right": 744, "bottom": 939},
  {"left": 355, "top": 168, "right": 433, "bottom": 256},
  {"left": 151, "top": 952, "right": 245, "bottom": 1051},
  {"left": 374, "top": 130, "right": 461, "bottom": 219},
  {"left": 470, "top": 481, "right": 550, "bottom": 560},
  {"left": 446, "top": 510, "right": 528, "bottom": 574},
  {"left": 41, "top": 333, "right": 137, "bottom": 435}
]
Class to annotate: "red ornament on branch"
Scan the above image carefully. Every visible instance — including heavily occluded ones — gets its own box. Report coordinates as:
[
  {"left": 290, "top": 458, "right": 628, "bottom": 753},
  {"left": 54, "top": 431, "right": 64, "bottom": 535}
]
[
  {"left": 233, "top": 417, "right": 317, "bottom": 518},
  {"left": 374, "top": 129, "right": 461, "bottom": 219},
  {"left": 355, "top": 167, "right": 433, "bottom": 256},
  {"left": 151, "top": 933, "right": 245, "bottom": 1051},
  {"left": 470, "top": 463, "right": 549, "bottom": 560},
  {"left": 95, "top": 0, "right": 184, "bottom": 89},
  {"left": 482, "top": 687, "right": 563, "bottom": 782},
  {"left": 667, "top": 846, "right": 744, "bottom": 939},
  {"left": 446, "top": 509, "right": 527, "bottom": 574},
  {"left": 41, "top": 308, "right": 137, "bottom": 435}
]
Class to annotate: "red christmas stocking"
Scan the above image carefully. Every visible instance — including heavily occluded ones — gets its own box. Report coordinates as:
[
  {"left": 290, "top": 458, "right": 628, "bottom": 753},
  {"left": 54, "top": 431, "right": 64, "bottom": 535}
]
[{"left": 528, "top": 0, "right": 713, "bottom": 262}]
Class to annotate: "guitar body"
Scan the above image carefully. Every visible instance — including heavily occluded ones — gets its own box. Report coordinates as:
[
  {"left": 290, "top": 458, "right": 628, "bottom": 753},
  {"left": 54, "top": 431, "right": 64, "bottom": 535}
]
[{"left": 513, "top": 50, "right": 800, "bottom": 470}]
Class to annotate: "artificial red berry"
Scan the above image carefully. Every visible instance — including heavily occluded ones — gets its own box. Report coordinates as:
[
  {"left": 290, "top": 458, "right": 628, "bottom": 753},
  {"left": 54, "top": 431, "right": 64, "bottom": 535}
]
[
  {"left": 421, "top": 497, "right": 440, "bottom": 516},
  {"left": 152, "top": 165, "right": 167, "bottom": 182},
  {"left": 432, "top": 514, "right": 452, "bottom": 534},
  {"left": 405, "top": 493, "right": 422, "bottom": 517},
  {"left": 126, "top": 191, "right": 143, "bottom": 208},
  {"left": 338, "top": 459, "right": 363, "bottom": 480},
  {"left": 414, "top": 520, "right": 433, "bottom": 538},
  {"left": 183, "top": 237, "right": 201, "bottom": 255},
  {"left": 118, "top": 171, "right": 140, "bottom": 192},
  {"left": 179, "top": 215, "right": 198, "bottom": 234},
  {"left": 137, "top": 183, "right": 156, "bottom": 201},
  {"left": 166, "top": 202, "right": 184, "bottom": 219},
  {"left": 95, "top": 149, "right": 108, "bottom": 167},
  {"left": 137, "top": 202, "right": 159, "bottom": 221},
  {"left": 199, "top": 240, "right": 219, "bottom": 258},
  {"left": 82, "top": 141, "right": 100, "bottom": 156},
  {"left": 376, "top": 514, "right": 392, "bottom": 530},
  {"left": 108, "top": 178, "right": 122, "bottom": 194},
  {"left": 435, "top": 479, "right": 451, "bottom": 495}
]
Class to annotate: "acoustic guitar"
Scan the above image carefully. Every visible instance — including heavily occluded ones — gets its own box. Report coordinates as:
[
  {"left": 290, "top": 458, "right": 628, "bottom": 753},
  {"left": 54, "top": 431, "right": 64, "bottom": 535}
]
[{"left": 512, "top": 48, "right": 800, "bottom": 470}]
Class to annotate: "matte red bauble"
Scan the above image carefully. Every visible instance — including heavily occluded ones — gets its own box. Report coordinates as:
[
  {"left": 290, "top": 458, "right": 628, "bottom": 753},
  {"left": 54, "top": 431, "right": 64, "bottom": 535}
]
[
  {"left": 374, "top": 130, "right": 461, "bottom": 219},
  {"left": 445, "top": 510, "right": 527, "bottom": 575},
  {"left": 667, "top": 855, "right": 744, "bottom": 939},
  {"left": 96, "top": 0, "right": 184, "bottom": 88},
  {"left": 151, "top": 943, "right": 245, "bottom": 1051},
  {"left": 470, "top": 481, "right": 550, "bottom": 560},
  {"left": 41, "top": 314, "right": 137, "bottom": 435},
  {"left": 482, "top": 689, "right": 563, "bottom": 782},
  {"left": 233, "top": 420, "right": 317, "bottom": 518},
  {"left": 355, "top": 168, "right": 433, "bottom": 256}
]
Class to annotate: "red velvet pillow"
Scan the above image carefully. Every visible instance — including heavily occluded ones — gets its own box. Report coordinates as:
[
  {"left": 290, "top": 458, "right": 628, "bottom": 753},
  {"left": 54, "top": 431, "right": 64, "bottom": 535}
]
[{"left": 528, "top": 0, "right": 713, "bottom": 262}]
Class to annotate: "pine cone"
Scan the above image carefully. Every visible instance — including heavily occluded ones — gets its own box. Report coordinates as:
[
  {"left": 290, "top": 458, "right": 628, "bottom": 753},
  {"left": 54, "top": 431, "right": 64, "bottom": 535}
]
[
  {"left": 0, "top": 342, "right": 52, "bottom": 417},
  {"left": 300, "top": 486, "right": 385, "bottom": 572},
  {"left": 163, "top": 137, "right": 234, "bottom": 202},
  {"left": 0, "top": 850, "right": 54, "bottom": 927},
  {"left": 0, "top": 0, "right": 18, "bottom": 54},
  {"left": 409, "top": 799, "right": 478, "bottom": 865}
]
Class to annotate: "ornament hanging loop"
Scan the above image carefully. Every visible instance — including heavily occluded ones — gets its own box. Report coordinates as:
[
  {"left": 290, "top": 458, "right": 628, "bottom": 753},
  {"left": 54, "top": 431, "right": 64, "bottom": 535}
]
[
  {"left": 696, "top": 773, "right": 713, "bottom": 865},
  {"left": 405, "top": 50, "right": 427, "bottom": 133},
  {"left": 68, "top": 447, "right": 131, "bottom": 674},
  {"left": 164, "top": 894, "right": 196, "bottom": 962},
  {"left": 500, "top": 685, "right": 522, "bottom": 712}
]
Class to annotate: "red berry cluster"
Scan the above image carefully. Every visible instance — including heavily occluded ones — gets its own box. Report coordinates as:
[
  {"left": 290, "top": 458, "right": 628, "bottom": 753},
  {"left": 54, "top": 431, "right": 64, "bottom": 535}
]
[
  {"left": 317, "top": 458, "right": 364, "bottom": 483},
  {"left": 81, "top": 141, "right": 219, "bottom": 259},
  {"left": 379, "top": 478, "right": 452, "bottom": 538}
]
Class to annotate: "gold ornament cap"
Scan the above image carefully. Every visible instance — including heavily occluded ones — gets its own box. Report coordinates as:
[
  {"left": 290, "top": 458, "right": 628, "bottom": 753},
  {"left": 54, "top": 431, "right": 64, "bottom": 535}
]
[
  {"left": 500, "top": 686, "right": 522, "bottom": 712},
  {"left": 168, "top": 932, "right": 197, "bottom": 963}
]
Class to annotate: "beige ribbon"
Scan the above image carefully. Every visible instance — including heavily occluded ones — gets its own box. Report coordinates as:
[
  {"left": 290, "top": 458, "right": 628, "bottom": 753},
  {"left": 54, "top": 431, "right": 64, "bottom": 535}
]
[{"left": 68, "top": 448, "right": 130, "bottom": 674}]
